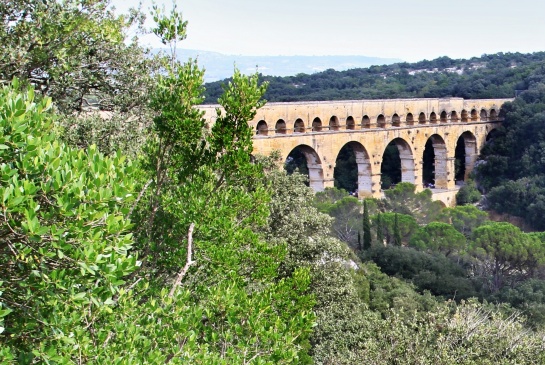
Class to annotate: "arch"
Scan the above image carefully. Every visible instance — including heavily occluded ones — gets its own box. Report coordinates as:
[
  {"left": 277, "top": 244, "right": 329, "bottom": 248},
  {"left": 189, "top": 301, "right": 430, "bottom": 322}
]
[
  {"left": 480, "top": 109, "right": 488, "bottom": 121},
  {"left": 450, "top": 111, "right": 458, "bottom": 122},
  {"left": 329, "top": 116, "right": 340, "bottom": 131},
  {"left": 256, "top": 120, "right": 268, "bottom": 136},
  {"left": 294, "top": 118, "right": 305, "bottom": 133},
  {"left": 423, "top": 134, "right": 448, "bottom": 189},
  {"left": 461, "top": 109, "right": 469, "bottom": 122},
  {"left": 406, "top": 113, "right": 414, "bottom": 126},
  {"left": 362, "top": 115, "right": 371, "bottom": 129},
  {"left": 334, "top": 141, "right": 372, "bottom": 196},
  {"left": 435, "top": 200, "right": 447, "bottom": 208},
  {"left": 312, "top": 117, "right": 322, "bottom": 132},
  {"left": 346, "top": 116, "right": 355, "bottom": 130},
  {"left": 392, "top": 113, "right": 401, "bottom": 127},
  {"left": 285, "top": 145, "right": 324, "bottom": 192},
  {"left": 430, "top": 112, "right": 437, "bottom": 124},
  {"left": 485, "top": 127, "right": 502, "bottom": 142},
  {"left": 418, "top": 112, "right": 426, "bottom": 124},
  {"left": 377, "top": 114, "right": 386, "bottom": 128},
  {"left": 381, "top": 138, "right": 415, "bottom": 189},
  {"left": 471, "top": 109, "right": 478, "bottom": 121},
  {"left": 455, "top": 131, "right": 477, "bottom": 182},
  {"left": 440, "top": 111, "right": 448, "bottom": 123},
  {"left": 275, "top": 119, "right": 287, "bottom": 134},
  {"left": 499, "top": 108, "right": 506, "bottom": 118},
  {"left": 489, "top": 109, "right": 498, "bottom": 120}
]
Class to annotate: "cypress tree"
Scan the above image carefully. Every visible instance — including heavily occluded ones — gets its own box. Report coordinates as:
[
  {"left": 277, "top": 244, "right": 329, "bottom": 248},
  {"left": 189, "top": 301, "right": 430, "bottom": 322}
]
[
  {"left": 376, "top": 213, "right": 384, "bottom": 245},
  {"left": 358, "top": 231, "right": 362, "bottom": 251},
  {"left": 393, "top": 213, "right": 402, "bottom": 246},
  {"left": 363, "top": 200, "right": 372, "bottom": 250}
]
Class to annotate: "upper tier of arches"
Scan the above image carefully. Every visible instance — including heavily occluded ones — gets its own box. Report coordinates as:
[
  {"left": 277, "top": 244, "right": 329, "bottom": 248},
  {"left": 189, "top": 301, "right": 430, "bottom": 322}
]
[{"left": 255, "top": 107, "right": 505, "bottom": 135}]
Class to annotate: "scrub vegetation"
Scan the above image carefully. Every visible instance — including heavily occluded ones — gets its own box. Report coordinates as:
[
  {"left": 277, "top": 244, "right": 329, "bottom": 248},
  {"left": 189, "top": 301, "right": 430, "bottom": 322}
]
[{"left": 2, "top": 1, "right": 545, "bottom": 364}]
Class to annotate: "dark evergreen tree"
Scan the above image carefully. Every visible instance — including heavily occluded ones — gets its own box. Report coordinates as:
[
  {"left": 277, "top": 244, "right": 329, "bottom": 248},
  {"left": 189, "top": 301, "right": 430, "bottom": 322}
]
[
  {"left": 376, "top": 213, "right": 384, "bottom": 245},
  {"left": 393, "top": 213, "right": 402, "bottom": 246},
  {"left": 363, "top": 200, "right": 372, "bottom": 250},
  {"left": 358, "top": 231, "right": 362, "bottom": 251}
]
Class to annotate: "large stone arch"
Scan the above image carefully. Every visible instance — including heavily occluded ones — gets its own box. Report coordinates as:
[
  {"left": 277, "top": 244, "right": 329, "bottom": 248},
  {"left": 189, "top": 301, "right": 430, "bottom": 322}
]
[
  {"left": 382, "top": 137, "right": 416, "bottom": 187},
  {"left": 334, "top": 141, "right": 373, "bottom": 196},
  {"left": 286, "top": 144, "right": 325, "bottom": 191},
  {"left": 423, "top": 134, "right": 448, "bottom": 189},
  {"left": 456, "top": 131, "right": 478, "bottom": 181},
  {"left": 485, "top": 127, "right": 501, "bottom": 142}
]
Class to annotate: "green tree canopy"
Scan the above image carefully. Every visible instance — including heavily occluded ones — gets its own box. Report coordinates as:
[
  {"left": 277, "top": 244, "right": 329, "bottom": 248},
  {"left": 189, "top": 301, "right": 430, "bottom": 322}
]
[
  {"left": 383, "top": 182, "right": 443, "bottom": 224},
  {"left": 410, "top": 222, "right": 466, "bottom": 256},
  {"left": 470, "top": 222, "right": 530, "bottom": 293},
  {"left": 437, "top": 204, "right": 489, "bottom": 238},
  {"left": 373, "top": 212, "right": 418, "bottom": 246},
  {"left": 0, "top": 80, "right": 139, "bottom": 361}
]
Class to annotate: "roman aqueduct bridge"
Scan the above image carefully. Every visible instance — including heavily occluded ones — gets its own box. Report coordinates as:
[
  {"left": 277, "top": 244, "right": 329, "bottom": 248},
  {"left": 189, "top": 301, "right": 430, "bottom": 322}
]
[{"left": 201, "top": 97, "right": 512, "bottom": 206}]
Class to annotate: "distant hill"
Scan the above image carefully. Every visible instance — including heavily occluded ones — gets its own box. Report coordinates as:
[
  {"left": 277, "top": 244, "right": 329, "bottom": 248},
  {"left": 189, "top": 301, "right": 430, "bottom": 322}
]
[
  {"left": 154, "top": 48, "right": 402, "bottom": 82},
  {"left": 203, "top": 52, "right": 545, "bottom": 104}
]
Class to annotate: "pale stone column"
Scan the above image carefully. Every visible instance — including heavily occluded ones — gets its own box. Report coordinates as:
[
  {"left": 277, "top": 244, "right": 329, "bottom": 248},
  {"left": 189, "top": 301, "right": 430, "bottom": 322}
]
[
  {"left": 308, "top": 162, "right": 325, "bottom": 192},
  {"left": 371, "top": 173, "right": 383, "bottom": 198},
  {"left": 400, "top": 156, "right": 416, "bottom": 184},
  {"left": 433, "top": 141, "right": 449, "bottom": 190},
  {"left": 446, "top": 157, "right": 456, "bottom": 190},
  {"left": 357, "top": 168, "right": 373, "bottom": 197},
  {"left": 464, "top": 140, "right": 478, "bottom": 181}
]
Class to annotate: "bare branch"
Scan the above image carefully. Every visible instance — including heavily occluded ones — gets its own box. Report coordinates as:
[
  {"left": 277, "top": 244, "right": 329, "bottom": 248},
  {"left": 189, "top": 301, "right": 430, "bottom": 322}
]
[
  {"left": 168, "top": 223, "right": 196, "bottom": 298},
  {"left": 126, "top": 178, "right": 153, "bottom": 220}
]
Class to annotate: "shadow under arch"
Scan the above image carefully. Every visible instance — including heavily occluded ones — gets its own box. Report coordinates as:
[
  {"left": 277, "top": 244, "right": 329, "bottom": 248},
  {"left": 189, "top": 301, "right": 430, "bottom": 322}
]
[
  {"left": 455, "top": 131, "right": 478, "bottom": 182},
  {"left": 256, "top": 120, "right": 268, "bottom": 136},
  {"left": 485, "top": 127, "right": 502, "bottom": 142},
  {"left": 333, "top": 141, "right": 372, "bottom": 196},
  {"left": 284, "top": 144, "right": 324, "bottom": 191},
  {"left": 294, "top": 118, "right": 305, "bottom": 133},
  {"left": 423, "top": 134, "right": 448, "bottom": 189},
  {"left": 381, "top": 137, "right": 415, "bottom": 189},
  {"left": 435, "top": 200, "right": 447, "bottom": 209},
  {"left": 275, "top": 119, "right": 287, "bottom": 134}
]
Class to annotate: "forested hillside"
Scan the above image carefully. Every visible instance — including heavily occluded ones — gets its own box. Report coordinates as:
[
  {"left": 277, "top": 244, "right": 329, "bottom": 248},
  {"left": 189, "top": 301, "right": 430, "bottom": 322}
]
[
  {"left": 2, "top": 1, "right": 545, "bottom": 364},
  {"left": 204, "top": 52, "right": 545, "bottom": 103}
]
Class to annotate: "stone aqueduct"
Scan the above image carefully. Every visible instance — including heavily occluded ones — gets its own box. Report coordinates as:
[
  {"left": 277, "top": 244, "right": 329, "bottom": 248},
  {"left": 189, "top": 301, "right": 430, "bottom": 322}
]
[{"left": 201, "top": 97, "right": 512, "bottom": 206}]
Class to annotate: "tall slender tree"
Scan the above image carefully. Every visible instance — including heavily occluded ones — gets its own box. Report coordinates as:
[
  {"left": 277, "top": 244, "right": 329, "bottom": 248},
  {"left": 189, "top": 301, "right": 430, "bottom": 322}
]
[
  {"left": 363, "top": 199, "right": 372, "bottom": 250},
  {"left": 376, "top": 213, "right": 385, "bottom": 245},
  {"left": 393, "top": 213, "right": 402, "bottom": 246}
]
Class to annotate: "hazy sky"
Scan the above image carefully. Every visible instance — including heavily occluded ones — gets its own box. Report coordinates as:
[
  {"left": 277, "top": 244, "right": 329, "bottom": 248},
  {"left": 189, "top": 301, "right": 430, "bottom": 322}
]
[{"left": 112, "top": 0, "right": 544, "bottom": 62}]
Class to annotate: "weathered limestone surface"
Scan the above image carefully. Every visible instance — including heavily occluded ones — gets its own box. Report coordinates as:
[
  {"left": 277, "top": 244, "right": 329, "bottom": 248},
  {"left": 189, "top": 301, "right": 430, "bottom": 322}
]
[{"left": 201, "top": 97, "right": 511, "bottom": 206}]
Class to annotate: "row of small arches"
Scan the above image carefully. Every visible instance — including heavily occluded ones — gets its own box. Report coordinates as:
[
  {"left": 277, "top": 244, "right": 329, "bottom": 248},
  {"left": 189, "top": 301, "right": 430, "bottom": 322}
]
[{"left": 256, "top": 108, "right": 502, "bottom": 135}]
